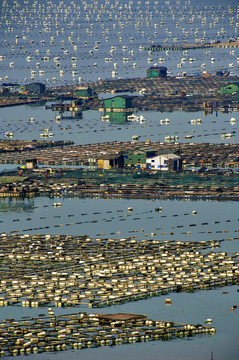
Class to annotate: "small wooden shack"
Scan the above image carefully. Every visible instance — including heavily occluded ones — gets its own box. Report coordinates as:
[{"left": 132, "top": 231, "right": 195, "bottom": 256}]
[
  {"left": 103, "top": 95, "right": 134, "bottom": 111},
  {"left": 146, "top": 153, "right": 182, "bottom": 171},
  {"left": 22, "top": 82, "right": 45, "bottom": 94},
  {"left": 74, "top": 86, "right": 92, "bottom": 99},
  {"left": 147, "top": 66, "right": 167, "bottom": 78},
  {"left": 98, "top": 154, "right": 124, "bottom": 169}
]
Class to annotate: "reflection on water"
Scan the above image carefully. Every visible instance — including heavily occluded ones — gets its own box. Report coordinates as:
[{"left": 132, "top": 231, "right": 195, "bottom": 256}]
[
  {"left": 0, "top": 104, "right": 238, "bottom": 145},
  {"left": 0, "top": 197, "right": 35, "bottom": 214}
]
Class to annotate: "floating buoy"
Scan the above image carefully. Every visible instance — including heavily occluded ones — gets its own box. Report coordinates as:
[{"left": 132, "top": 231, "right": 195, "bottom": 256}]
[{"left": 165, "top": 299, "right": 172, "bottom": 304}]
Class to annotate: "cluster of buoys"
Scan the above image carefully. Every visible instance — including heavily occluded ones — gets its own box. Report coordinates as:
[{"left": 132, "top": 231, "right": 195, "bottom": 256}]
[{"left": 0, "top": 0, "right": 238, "bottom": 86}]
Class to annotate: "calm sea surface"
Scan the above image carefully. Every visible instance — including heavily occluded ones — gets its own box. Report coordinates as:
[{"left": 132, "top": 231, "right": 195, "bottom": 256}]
[
  {"left": 0, "top": 104, "right": 238, "bottom": 145},
  {"left": 0, "top": 0, "right": 239, "bottom": 359}
]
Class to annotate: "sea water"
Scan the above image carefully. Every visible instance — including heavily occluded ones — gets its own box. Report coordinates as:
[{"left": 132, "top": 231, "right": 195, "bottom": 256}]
[
  {"left": 0, "top": 104, "right": 238, "bottom": 144},
  {"left": 0, "top": 0, "right": 238, "bottom": 86}
]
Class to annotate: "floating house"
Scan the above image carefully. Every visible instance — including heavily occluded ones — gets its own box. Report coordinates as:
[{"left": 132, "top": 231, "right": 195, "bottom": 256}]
[
  {"left": 1, "top": 83, "right": 20, "bottom": 93},
  {"left": 22, "top": 82, "right": 45, "bottom": 94},
  {"left": 146, "top": 153, "right": 182, "bottom": 171},
  {"left": 147, "top": 66, "right": 167, "bottom": 78},
  {"left": 103, "top": 95, "right": 134, "bottom": 112},
  {"left": 97, "top": 154, "right": 124, "bottom": 169},
  {"left": 124, "top": 147, "right": 158, "bottom": 168},
  {"left": 74, "top": 86, "right": 92, "bottom": 99},
  {"left": 123, "top": 147, "right": 182, "bottom": 171},
  {"left": 219, "top": 82, "right": 239, "bottom": 95}
]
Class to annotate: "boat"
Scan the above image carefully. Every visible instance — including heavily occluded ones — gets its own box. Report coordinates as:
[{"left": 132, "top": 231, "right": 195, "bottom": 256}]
[
  {"left": 202, "top": 71, "right": 214, "bottom": 77},
  {"left": 215, "top": 70, "right": 230, "bottom": 77}
]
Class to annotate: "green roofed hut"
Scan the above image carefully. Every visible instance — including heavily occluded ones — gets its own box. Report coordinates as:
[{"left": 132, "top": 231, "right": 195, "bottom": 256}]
[
  {"left": 103, "top": 95, "right": 134, "bottom": 112},
  {"left": 124, "top": 147, "right": 158, "bottom": 168},
  {"left": 147, "top": 66, "right": 167, "bottom": 78},
  {"left": 74, "top": 86, "right": 93, "bottom": 99},
  {"left": 22, "top": 82, "right": 45, "bottom": 94},
  {"left": 219, "top": 82, "right": 239, "bottom": 95}
]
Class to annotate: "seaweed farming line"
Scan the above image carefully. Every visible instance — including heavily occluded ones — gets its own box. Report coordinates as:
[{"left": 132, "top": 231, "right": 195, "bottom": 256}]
[
  {"left": 0, "top": 312, "right": 215, "bottom": 357},
  {"left": 0, "top": 233, "right": 238, "bottom": 309}
]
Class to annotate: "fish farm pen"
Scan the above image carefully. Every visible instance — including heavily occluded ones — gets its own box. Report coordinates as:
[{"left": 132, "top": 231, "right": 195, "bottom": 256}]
[
  {"left": 0, "top": 233, "right": 238, "bottom": 309},
  {"left": 89, "top": 75, "right": 239, "bottom": 96},
  {"left": 0, "top": 142, "right": 238, "bottom": 169},
  {"left": 0, "top": 140, "right": 238, "bottom": 200},
  {"left": 0, "top": 168, "right": 239, "bottom": 200},
  {"left": 0, "top": 311, "right": 215, "bottom": 357}
]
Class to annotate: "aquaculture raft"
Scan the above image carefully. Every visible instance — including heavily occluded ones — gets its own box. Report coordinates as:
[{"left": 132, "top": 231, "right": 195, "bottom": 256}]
[
  {"left": 0, "top": 234, "right": 238, "bottom": 309},
  {"left": 0, "top": 312, "right": 215, "bottom": 357}
]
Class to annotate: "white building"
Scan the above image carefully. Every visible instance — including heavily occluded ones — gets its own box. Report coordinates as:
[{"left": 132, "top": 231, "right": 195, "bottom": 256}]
[{"left": 146, "top": 153, "right": 182, "bottom": 171}]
